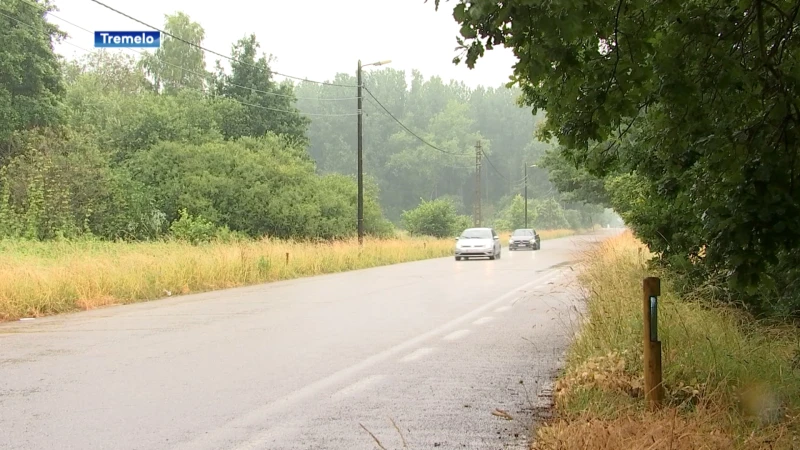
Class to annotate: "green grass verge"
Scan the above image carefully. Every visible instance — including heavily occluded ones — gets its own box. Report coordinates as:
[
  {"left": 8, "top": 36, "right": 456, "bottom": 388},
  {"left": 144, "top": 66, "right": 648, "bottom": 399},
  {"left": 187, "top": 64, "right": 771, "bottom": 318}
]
[{"left": 531, "top": 231, "right": 800, "bottom": 450}]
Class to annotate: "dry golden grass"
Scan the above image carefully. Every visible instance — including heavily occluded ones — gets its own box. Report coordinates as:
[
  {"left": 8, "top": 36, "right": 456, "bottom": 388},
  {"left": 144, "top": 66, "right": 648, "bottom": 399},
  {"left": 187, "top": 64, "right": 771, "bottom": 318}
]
[
  {"left": 532, "top": 230, "right": 800, "bottom": 450},
  {"left": 0, "top": 236, "right": 452, "bottom": 321},
  {"left": 0, "top": 229, "right": 578, "bottom": 322}
]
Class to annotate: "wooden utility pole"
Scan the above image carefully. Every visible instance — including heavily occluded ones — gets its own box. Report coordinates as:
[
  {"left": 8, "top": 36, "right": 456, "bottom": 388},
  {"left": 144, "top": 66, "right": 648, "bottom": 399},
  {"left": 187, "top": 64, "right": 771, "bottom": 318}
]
[
  {"left": 473, "top": 141, "right": 482, "bottom": 227},
  {"left": 355, "top": 59, "right": 391, "bottom": 246},
  {"left": 643, "top": 277, "right": 664, "bottom": 409},
  {"left": 356, "top": 60, "right": 364, "bottom": 245}
]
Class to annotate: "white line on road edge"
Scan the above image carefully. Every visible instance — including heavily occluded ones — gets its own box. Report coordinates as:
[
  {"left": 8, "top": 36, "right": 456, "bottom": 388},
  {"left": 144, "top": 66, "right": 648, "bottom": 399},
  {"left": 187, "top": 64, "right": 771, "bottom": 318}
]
[
  {"left": 494, "top": 305, "right": 512, "bottom": 312},
  {"left": 330, "top": 374, "right": 385, "bottom": 401},
  {"left": 442, "top": 329, "right": 471, "bottom": 341},
  {"left": 400, "top": 347, "right": 436, "bottom": 362},
  {"left": 472, "top": 316, "right": 495, "bottom": 325},
  {"left": 228, "top": 422, "right": 302, "bottom": 450},
  {"left": 173, "top": 268, "right": 563, "bottom": 450}
]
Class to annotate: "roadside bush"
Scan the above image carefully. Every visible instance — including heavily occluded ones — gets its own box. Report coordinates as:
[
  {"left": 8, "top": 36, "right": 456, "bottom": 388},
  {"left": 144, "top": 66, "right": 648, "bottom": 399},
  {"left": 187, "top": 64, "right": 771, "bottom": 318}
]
[
  {"left": 128, "top": 135, "right": 394, "bottom": 240},
  {"left": 0, "top": 128, "right": 162, "bottom": 241},
  {"left": 493, "top": 194, "right": 531, "bottom": 231},
  {"left": 169, "top": 208, "right": 216, "bottom": 244},
  {"left": 533, "top": 198, "right": 571, "bottom": 229},
  {"left": 401, "top": 197, "right": 470, "bottom": 237},
  {"left": 536, "top": 231, "right": 800, "bottom": 449}
]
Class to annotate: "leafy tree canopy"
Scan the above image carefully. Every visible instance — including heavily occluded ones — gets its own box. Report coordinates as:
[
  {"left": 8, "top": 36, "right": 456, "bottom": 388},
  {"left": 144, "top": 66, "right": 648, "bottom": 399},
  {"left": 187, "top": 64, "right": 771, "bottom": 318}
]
[
  {"left": 0, "top": 0, "right": 65, "bottom": 159},
  {"left": 434, "top": 0, "right": 800, "bottom": 315}
]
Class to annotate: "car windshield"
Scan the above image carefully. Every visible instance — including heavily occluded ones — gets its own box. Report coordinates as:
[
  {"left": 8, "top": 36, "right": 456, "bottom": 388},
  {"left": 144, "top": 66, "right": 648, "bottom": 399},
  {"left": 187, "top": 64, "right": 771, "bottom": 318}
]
[
  {"left": 511, "top": 229, "right": 533, "bottom": 236},
  {"left": 459, "top": 229, "right": 492, "bottom": 239}
]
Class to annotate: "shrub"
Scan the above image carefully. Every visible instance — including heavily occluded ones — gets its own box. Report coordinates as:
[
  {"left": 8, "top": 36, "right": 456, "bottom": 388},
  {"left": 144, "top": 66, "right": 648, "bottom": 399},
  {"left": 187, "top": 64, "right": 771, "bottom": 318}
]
[
  {"left": 401, "top": 197, "right": 470, "bottom": 238},
  {"left": 169, "top": 208, "right": 216, "bottom": 244}
]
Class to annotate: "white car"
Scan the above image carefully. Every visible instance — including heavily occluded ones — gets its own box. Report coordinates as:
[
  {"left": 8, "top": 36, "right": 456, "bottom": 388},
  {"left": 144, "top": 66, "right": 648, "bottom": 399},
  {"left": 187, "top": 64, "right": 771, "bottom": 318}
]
[{"left": 454, "top": 227, "right": 502, "bottom": 261}]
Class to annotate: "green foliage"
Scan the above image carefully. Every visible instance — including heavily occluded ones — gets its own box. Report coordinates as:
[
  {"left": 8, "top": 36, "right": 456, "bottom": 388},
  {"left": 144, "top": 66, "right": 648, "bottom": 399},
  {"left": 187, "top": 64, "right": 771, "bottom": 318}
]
[
  {"left": 401, "top": 197, "right": 470, "bottom": 238},
  {"left": 493, "top": 194, "right": 530, "bottom": 231},
  {"left": 494, "top": 194, "right": 587, "bottom": 231},
  {"left": 534, "top": 198, "right": 570, "bottom": 230},
  {"left": 213, "top": 34, "right": 310, "bottom": 143},
  {"left": 0, "top": 0, "right": 65, "bottom": 159},
  {"left": 442, "top": 0, "right": 800, "bottom": 317},
  {"left": 0, "top": 5, "right": 615, "bottom": 268},
  {"left": 139, "top": 12, "right": 208, "bottom": 94},
  {"left": 295, "top": 69, "right": 559, "bottom": 223},
  {"left": 0, "top": 21, "right": 399, "bottom": 245},
  {"left": 540, "top": 148, "right": 610, "bottom": 207},
  {"left": 0, "top": 129, "right": 160, "bottom": 241},
  {"left": 169, "top": 208, "right": 216, "bottom": 244},
  {"left": 127, "top": 135, "right": 387, "bottom": 240},
  {"left": 63, "top": 54, "right": 229, "bottom": 161}
]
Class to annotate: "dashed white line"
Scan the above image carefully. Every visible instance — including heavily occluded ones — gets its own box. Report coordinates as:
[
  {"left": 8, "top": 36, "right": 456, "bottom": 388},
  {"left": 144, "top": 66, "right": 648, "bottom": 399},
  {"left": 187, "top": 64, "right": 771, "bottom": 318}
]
[
  {"left": 400, "top": 347, "right": 436, "bottom": 362},
  {"left": 494, "top": 305, "right": 511, "bottom": 313},
  {"left": 171, "top": 270, "right": 561, "bottom": 450},
  {"left": 472, "top": 316, "right": 495, "bottom": 325},
  {"left": 442, "top": 329, "right": 471, "bottom": 341},
  {"left": 330, "top": 374, "right": 385, "bottom": 401},
  {"left": 232, "top": 422, "right": 301, "bottom": 450}
]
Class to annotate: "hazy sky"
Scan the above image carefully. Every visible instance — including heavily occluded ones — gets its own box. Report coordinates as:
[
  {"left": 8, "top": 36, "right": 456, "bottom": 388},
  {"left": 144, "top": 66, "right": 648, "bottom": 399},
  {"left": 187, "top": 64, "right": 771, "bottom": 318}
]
[{"left": 48, "top": 0, "right": 519, "bottom": 89}]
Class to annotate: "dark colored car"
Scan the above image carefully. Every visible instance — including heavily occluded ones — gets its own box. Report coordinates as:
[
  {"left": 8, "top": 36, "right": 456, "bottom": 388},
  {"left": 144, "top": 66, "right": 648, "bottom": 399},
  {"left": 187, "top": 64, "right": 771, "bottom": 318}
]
[{"left": 508, "top": 228, "right": 540, "bottom": 251}]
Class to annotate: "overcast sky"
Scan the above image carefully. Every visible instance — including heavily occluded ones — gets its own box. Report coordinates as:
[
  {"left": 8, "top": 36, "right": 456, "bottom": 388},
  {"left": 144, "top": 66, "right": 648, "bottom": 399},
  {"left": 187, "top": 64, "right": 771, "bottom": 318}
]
[{"left": 48, "top": 0, "right": 519, "bottom": 89}]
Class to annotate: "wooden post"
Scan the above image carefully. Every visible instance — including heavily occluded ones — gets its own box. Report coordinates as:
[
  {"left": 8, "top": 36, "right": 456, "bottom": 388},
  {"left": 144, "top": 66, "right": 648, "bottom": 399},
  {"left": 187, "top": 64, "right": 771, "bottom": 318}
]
[
  {"left": 285, "top": 252, "right": 289, "bottom": 265},
  {"left": 643, "top": 277, "right": 664, "bottom": 409}
]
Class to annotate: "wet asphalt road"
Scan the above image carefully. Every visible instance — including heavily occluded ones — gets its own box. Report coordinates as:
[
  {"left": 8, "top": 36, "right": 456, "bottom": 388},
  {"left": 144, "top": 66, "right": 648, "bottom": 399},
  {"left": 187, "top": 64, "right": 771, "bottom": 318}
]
[{"left": 0, "top": 230, "right": 620, "bottom": 450}]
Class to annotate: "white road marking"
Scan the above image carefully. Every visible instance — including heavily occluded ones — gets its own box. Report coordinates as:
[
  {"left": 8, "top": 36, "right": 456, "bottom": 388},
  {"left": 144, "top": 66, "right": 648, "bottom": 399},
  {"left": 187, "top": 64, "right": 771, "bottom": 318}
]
[
  {"left": 330, "top": 375, "right": 385, "bottom": 400},
  {"left": 443, "top": 329, "right": 471, "bottom": 341},
  {"left": 174, "top": 268, "right": 562, "bottom": 450},
  {"left": 494, "top": 306, "right": 512, "bottom": 313},
  {"left": 400, "top": 347, "right": 435, "bottom": 362},
  {"left": 472, "top": 316, "right": 495, "bottom": 325},
  {"left": 231, "top": 423, "right": 301, "bottom": 450}
]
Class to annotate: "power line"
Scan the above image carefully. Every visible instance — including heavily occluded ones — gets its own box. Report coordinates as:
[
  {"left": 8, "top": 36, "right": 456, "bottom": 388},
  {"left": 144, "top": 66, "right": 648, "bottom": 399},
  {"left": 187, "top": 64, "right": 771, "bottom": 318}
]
[
  {"left": 483, "top": 151, "right": 509, "bottom": 181},
  {"left": 18, "top": 0, "right": 357, "bottom": 102},
  {"left": 15, "top": 1, "right": 511, "bottom": 173},
  {"left": 361, "top": 97, "right": 475, "bottom": 169},
  {"left": 86, "top": 0, "right": 358, "bottom": 88},
  {"left": 0, "top": 9, "right": 357, "bottom": 118},
  {"left": 363, "top": 86, "right": 471, "bottom": 158}
]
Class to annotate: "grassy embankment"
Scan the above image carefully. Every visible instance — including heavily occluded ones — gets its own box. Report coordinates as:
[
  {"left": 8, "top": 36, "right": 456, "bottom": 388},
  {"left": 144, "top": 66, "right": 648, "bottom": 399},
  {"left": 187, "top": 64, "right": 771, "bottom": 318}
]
[
  {"left": 533, "top": 231, "right": 800, "bottom": 449},
  {"left": 0, "top": 229, "right": 576, "bottom": 322}
]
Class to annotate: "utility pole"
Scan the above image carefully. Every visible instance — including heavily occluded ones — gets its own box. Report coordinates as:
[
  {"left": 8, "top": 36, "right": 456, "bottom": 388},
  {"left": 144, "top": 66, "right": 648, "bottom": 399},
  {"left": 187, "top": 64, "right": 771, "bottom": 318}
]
[
  {"left": 474, "top": 140, "right": 482, "bottom": 227},
  {"left": 356, "top": 59, "right": 391, "bottom": 246},
  {"left": 357, "top": 60, "right": 364, "bottom": 245}
]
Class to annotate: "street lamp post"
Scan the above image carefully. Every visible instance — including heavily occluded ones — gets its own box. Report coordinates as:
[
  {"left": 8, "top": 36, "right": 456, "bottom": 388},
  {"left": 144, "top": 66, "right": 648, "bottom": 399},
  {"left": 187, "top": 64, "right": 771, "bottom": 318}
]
[
  {"left": 525, "top": 164, "right": 537, "bottom": 228},
  {"left": 357, "top": 59, "right": 391, "bottom": 245}
]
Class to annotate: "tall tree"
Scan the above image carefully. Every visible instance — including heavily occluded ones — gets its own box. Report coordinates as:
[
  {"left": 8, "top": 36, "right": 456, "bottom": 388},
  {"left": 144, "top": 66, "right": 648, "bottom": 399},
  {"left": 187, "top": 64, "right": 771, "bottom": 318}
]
[
  {"left": 294, "top": 74, "right": 356, "bottom": 174},
  {"left": 214, "top": 34, "right": 310, "bottom": 143},
  {"left": 64, "top": 50, "right": 149, "bottom": 96},
  {"left": 0, "top": 0, "right": 65, "bottom": 160},
  {"left": 539, "top": 148, "right": 610, "bottom": 207},
  {"left": 294, "top": 67, "right": 563, "bottom": 222},
  {"left": 140, "top": 12, "right": 207, "bottom": 95},
  {"left": 438, "top": 0, "right": 800, "bottom": 314}
]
